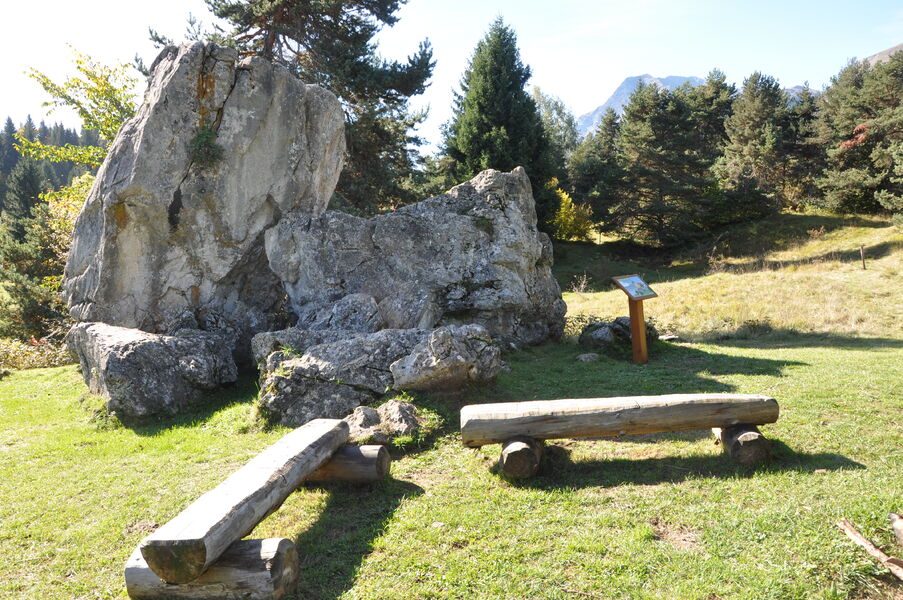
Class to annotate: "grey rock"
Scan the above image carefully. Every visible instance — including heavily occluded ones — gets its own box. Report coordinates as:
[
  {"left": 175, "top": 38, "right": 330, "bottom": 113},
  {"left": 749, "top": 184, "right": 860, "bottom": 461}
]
[
  {"left": 344, "top": 400, "right": 420, "bottom": 444},
  {"left": 296, "top": 293, "right": 385, "bottom": 333},
  {"left": 576, "top": 352, "right": 600, "bottom": 363},
  {"left": 66, "top": 322, "right": 237, "bottom": 421},
  {"left": 578, "top": 317, "right": 659, "bottom": 349},
  {"left": 265, "top": 168, "right": 566, "bottom": 347},
  {"left": 255, "top": 329, "right": 426, "bottom": 427},
  {"left": 390, "top": 324, "right": 501, "bottom": 391},
  {"left": 62, "top": 42, "right": 346, "bottom": 359}
]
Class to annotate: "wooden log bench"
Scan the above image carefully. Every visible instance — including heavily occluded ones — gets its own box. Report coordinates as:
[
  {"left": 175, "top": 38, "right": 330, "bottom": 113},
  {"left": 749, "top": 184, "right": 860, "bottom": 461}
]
[
  {"left": 307, "top": 444, "right": 391, "bottom": 484},
  {"left": 460, "top": 394, "right": 779, "bottom": 478},
  {"left": 138, "top": 419, "right": 349, "bottom": 584}
]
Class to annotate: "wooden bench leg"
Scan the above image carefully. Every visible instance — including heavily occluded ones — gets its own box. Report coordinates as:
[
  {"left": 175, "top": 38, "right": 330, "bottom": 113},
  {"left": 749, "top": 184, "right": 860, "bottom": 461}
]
[
  {"left": 713, "top": 425, "right": 770, "bottom": 466},
  {"left": 499, "top": 437, "right": 543, "bottom": 479}
]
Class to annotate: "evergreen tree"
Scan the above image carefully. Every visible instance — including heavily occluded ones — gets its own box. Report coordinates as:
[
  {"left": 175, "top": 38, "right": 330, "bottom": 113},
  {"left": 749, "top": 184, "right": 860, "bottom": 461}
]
[
  {"left": 567, "top": 108, "right": 624, "bottom": 221},
  {"left": 716, "top": 72, "right": 787, "bottom": 200},
  {"left": 206, "top": 0, "right": 435, "bottom": 211},
  {"left": 816, "top": 52, "right": 903, "bottom": 214},
  {"left": 611, "top": 82, "right": 715, "bottom": 246},
  {"left": 0, "top": 118, "right": 19, "bottom": 176},
  {"left": 20, "top": 115, "right": 37, "bottom": 142},
  {"left": 532, "top": 86, "right": 579, "bottom": 183},
  {"left": 442, "top": 18, "right": 554, "bottom": 223},
  {"left": 783, "top": 85, "right": 823, "bottom": 206},
  {"left": 684, "top": 69, "right": 735, "bottom": 168},
  {"left": 2, "top": 159, "right": 46, "bottom": 239}
]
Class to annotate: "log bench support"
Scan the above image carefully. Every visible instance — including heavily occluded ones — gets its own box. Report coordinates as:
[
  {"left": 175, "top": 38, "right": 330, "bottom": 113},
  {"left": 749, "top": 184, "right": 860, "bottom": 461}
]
[
  {"left": 499, "top": 437, "right": 543, "bottom": 479},
  {"left": 712, "top": 424, "right": 771, "bottom": 466},
  {"left": 307, "top": 444, "right": 391, "bottom": 484},
  {"left": 125, "top": 538, "right": 298, "bottom": 600}
]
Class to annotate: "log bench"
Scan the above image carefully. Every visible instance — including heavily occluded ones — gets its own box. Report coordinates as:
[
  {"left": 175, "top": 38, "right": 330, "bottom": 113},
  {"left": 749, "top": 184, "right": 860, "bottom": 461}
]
[
  {"left": 128, "top": 421, "right": 391, "bottom": 599},
  {"left": 460, "top": 393, "right": 779, "bottom": 478}
]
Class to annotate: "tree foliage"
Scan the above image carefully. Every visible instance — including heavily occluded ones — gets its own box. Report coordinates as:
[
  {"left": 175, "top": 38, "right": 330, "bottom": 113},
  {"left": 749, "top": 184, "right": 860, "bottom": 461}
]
[
  {"left": 206, "top": 0, "right": 434, "bottom": 211},
  {"left": 533, "top": 86, "right": 579, "bottom": 182},
  {"left": 442, "top": 18, "right": 554, "bottom": 223}
]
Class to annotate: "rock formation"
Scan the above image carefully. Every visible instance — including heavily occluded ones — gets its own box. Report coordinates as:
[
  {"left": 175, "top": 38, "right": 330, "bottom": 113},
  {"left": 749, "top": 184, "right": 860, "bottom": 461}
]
[
  {"left": 67, "top": 322, "right": 237, "bottom": 421},
  {"left": 255, "top": 324, "right": 501, "bottom": 427},
  {"left": 344, "top": 400, "right": 421, "bottom": 444},
  {"left": 62, "top": 42, "right": 565, "bottom": 426},
  {"left": 62, "top": 42, "right": 345, "bottom": 355},
  {"left": 265, "top": 167, "right": 566, "bottom": 347}
]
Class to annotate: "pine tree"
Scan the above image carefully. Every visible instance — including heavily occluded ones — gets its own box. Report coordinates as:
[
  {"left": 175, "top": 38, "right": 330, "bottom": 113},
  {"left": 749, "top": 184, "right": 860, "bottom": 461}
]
[
  {"left": 816, "top": 52, "right": 903, "bottom": 214},
  {"left": 20, "top": 116, "right": 37, "bottom": 142},
  {"left": 2, "top": 159, "right": 46, "bottom": 239},
  {"left": 206, "top": 0, "right": 435, "bottom": 211},
  {"left": 716, "top": 72, "right": 787, "bottom": 200},
  {"left": 567, "top": 108, "right": 624, "bottom": 222},
  {"left": 0, "top": 118, "right": 18, "bottom": 176},
  {"left": 783, "top": 85, "right": 823, "bottom": 206},
  {"left": 532, "top": 87, "right": 578, "bottom": 183},
  {"left": 442, "top": 18, "right": 554, "bottom": 223},
  {"left": 685, "top": 70, "right": 735, "bottom": 168}
]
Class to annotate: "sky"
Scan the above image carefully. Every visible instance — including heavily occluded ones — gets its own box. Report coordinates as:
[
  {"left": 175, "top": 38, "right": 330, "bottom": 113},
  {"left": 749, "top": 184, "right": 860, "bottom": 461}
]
[{"left": 2, "top": 0, "right": 901, "bottom": 150}]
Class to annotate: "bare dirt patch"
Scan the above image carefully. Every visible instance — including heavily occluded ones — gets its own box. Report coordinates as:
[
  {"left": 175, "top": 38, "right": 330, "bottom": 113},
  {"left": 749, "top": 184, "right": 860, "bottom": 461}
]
[{"left": 650, "top": 517, "right": 702, "bottom": 551}]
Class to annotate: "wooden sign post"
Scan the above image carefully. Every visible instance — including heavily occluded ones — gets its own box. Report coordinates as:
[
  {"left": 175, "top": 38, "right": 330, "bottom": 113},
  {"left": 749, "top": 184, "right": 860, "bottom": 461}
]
[{"left": 612, "top": 274, "right": 657, "bottom": 364}]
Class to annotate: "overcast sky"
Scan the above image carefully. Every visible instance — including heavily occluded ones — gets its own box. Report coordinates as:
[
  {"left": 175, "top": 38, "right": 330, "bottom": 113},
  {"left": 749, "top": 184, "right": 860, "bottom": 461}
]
[{"left": 2, "top": 0, "right": 901, "bottom": 150}]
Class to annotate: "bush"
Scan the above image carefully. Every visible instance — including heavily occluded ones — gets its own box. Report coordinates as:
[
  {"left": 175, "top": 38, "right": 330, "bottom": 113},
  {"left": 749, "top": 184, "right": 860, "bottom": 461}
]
[
  {"left": 551, "top": 186, "right": 594, "bottom": 241},
  {"left": 188, "top": 125, "right": 224, "bottom": 168},
  {"left": 0, "top": 337, "right": 74, "bottom": 370}
]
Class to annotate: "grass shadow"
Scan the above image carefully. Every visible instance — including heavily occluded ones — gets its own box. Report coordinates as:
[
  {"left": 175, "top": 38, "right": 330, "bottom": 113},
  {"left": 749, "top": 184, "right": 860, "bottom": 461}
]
[
  {"left": 521, "top": 439, "right": 865, "bottom": 490},
  {"left": 706, "top": 330, "right": 903, "bottom": 351},
  {"left": 288, "top": 479, "right": 424, "bottom": 599},
  {"left": 461, "top": 340, "right": 805, "bottom": 407}
]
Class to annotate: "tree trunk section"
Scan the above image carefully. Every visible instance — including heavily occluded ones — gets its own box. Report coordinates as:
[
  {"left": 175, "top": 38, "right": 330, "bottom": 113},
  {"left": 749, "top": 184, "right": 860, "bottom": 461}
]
[
  {"left": 460, "top": 394, "right": 779, "bottom": 447},
  {"left": 712, "top": 424, "right": 770, "bottom": 466},
  {"left": 139, "top": 419, "right": 348, "bottom": 583},
  {"left": 499, "top": 437, "right": 543, "bottom": 479},
  {"left": 306, "top": 444, "right": 390, "bottom": 483},
  {"left": 126, "top": 538, "right": 298, "bottom": 599}
]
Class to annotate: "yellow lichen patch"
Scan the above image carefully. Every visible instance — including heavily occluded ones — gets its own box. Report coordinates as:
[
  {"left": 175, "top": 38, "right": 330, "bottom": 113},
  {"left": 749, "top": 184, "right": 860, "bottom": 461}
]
[
  {"left": 111, "top": 203, "right": 128, "bottom": 229},
  {"left": 196, "top": 71, "right": 216, "bottom": 125}
]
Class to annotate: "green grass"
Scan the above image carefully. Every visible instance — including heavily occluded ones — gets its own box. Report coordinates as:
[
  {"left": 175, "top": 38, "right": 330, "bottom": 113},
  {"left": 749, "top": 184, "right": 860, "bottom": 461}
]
[{"left": 1, "top": 212, "right": 902, "bottom": 599}]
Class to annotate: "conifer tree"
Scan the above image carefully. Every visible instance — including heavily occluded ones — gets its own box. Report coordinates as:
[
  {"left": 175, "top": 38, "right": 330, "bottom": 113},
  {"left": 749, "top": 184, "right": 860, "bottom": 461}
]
[
  {"left": 532, "top": 87, "right": 579, "bottom": 183},
  {"left": 2, "top": 159, "right": 46, "bottom": 239},
  {"left": 567, "top": 108, "right": 624, "bottom": 221},
  {"left": 442, "top": 18, "right": 554, "bottom": 222},
  {"left": 206, "top": 0, "right": 435, "bottom": 211},
  {"left": 716, "top": 72, "right": 787, "bottom": 199}
]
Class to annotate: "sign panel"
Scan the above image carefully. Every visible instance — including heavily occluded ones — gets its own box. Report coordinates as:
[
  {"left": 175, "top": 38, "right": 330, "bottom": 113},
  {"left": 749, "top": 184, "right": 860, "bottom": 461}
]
[{"left": 612, "top": 274, "right": 657, "bottom": 301}]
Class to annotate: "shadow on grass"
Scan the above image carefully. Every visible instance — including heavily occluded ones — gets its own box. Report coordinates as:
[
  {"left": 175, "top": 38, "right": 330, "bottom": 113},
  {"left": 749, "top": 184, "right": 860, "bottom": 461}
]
[
  {"left": 518, "top": 439, "right": 865, "bottom": 490},
  {"left": 462, "top": 340, "right": 805, "bottom": 406},
  {"left": 706, "top": 330, "right": 903, "bottom": 351},
  {"left": 289, "top": 479, "right": 424, "bottom": 600},
  {"left": 125, "top": 376, "right": 260, "bottom": 436}
]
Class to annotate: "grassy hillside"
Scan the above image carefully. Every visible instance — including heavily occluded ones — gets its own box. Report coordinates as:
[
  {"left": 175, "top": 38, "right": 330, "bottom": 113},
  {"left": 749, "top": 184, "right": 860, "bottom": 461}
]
[{"left": 0, "top": 212, "right": 901, "bottom": 599}]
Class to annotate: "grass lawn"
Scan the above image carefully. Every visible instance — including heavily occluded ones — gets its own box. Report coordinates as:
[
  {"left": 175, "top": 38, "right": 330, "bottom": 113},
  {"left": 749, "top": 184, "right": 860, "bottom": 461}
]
[{"left": 0, "top": 212, "right": 901, "bottom": 599}]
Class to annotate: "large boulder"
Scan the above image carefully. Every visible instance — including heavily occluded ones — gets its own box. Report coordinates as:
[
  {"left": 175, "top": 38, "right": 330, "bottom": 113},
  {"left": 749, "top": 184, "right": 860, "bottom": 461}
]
[
  {"left": 265, "top": 168, "right": 566, "bottom": 347},
  {"left": 67, "top": 322, "right": 237, "bottom": 421},
  {"left": 254, "top": 324, "right": 501, "bottom": 427},
  {"left": 62, "top": 42, "right": 345, "bottom": 358}
]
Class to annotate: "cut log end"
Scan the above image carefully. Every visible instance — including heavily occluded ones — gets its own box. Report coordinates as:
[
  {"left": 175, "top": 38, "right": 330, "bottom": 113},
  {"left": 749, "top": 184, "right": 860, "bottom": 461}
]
[
  {"left": 714, "top": 425, "right": 770, "bottom": 467},
  {"left": 499, "top": 437, "right": 543, "bottom": 479},
  {"left": 138, "top": 539, "right": 207, "bottom": 584},
  {"left": 306, "top": 444, "right": 391, "bottom": 484}
]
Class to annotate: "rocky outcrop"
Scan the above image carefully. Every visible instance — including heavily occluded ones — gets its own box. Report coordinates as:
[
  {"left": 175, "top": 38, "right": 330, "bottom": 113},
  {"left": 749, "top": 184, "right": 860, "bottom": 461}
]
[
  {"left": 265, "top": 168, "right": 566, "bottom": 347},
  {"left": 254, "top": 324, "right": 501, "bottom": 427},
  {"left": 62, "top": 42, "right": 345, "bottom": 358},
  {"left": 67, "top": 322, "right": 237, "bottom": 421}
]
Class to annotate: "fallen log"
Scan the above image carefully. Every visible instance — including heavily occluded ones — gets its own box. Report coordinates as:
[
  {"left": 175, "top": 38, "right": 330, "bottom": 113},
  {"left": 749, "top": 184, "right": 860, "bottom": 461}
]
[
  {"left": 499, "top": 437, "right": 543, "bottom": 479},
  {"left": 140, "top": 419, "right": 348, "bottom": 583},
  {"left": 306, "top": 444, "right": 390, "bottom": 483},
  {"left": 461, "top": 394, "right": 779, "bottom": 447},
  {"left": 125, "top": 538, "right": 298, "bottom": 599},
  {"left": 712, "top": 425, "right": 770, "bottom": 466},
  {"left": 837, "top": 518, "right": 903, "bottom": 581}
]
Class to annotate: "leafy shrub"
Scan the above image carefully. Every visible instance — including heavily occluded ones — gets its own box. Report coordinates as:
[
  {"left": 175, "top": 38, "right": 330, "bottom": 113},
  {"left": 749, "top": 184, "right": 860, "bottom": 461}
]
[
  {"left": 0, "top": 337, "right": 74, "bottom": 370},
  {"left": 551, "top": 186, "right": 594, "bottom": 241}
]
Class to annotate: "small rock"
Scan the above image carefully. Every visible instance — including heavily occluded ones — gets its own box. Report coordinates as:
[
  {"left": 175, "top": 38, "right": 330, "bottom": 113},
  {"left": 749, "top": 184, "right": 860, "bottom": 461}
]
[
  {"left": 578, "top": 317, "right": 658, "bottom": 350},
  {"left": 576, "top": 353, "right": 599, "bottom": 363},
  {"left": 343, "top": 399, "right": 421, "bottom": 444},
  {"left": 390, "top": 324, "right": 502, "bottom": 391},
  {"left": 344, "top": 406, "right": 388, "bottom": 444}
]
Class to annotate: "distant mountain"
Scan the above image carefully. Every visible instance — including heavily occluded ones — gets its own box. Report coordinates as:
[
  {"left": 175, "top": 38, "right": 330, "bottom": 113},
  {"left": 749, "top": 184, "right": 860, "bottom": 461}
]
[
  {"left": 576, "top": 74, "right": 704, "bottom": 136},
  {"left": 865, "top": 42, "right": 903, "bottom": 66}
]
